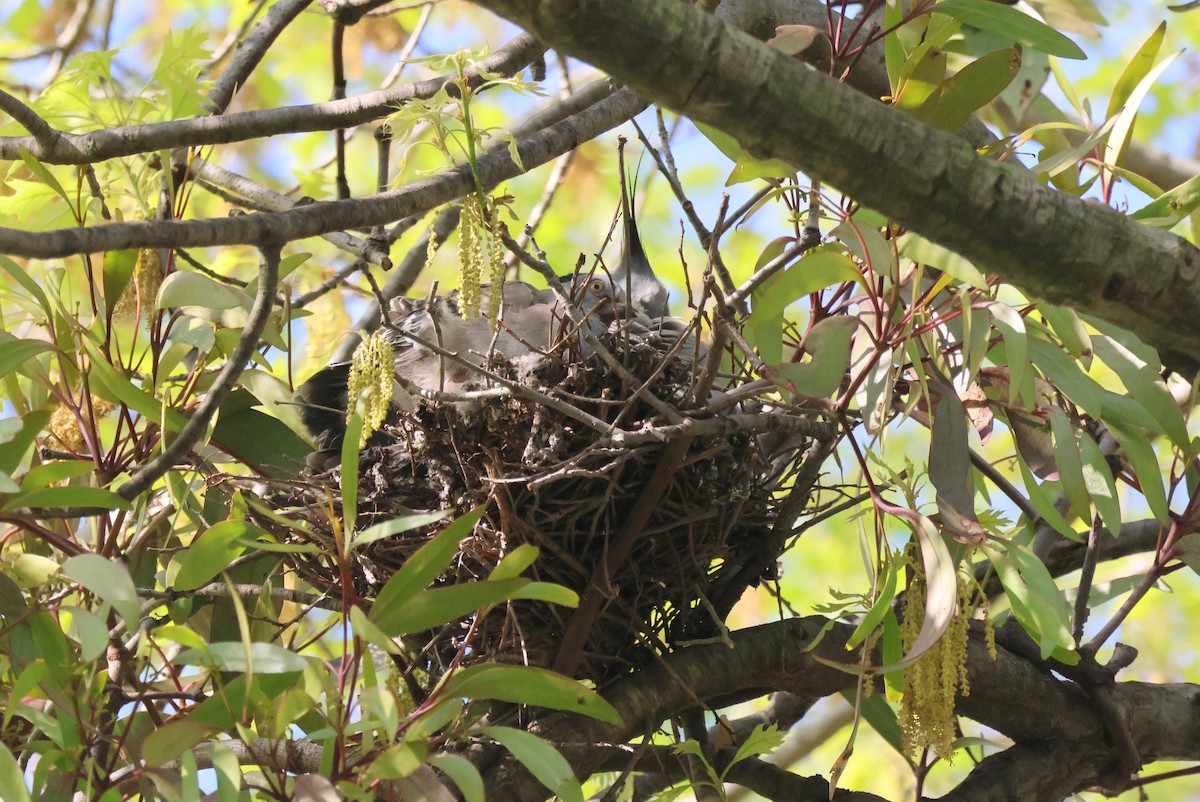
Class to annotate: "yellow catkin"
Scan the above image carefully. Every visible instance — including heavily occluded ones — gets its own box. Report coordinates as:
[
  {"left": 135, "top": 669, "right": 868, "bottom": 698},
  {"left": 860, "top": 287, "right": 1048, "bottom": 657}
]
[
  {"left": 346, "top": 332, "right": 395, "bottom": 447},
  {"left": 48, "top": 396, "right": 116, "bottom": 453},
  {"left": 898, "top": 564, "right": 975, "bottom": 763},
  {"left": 458, "top": 195, "right": 483, "bottom": 318},
  {"left": 485, "top": 201, "right": 504, "bottom": 321}
]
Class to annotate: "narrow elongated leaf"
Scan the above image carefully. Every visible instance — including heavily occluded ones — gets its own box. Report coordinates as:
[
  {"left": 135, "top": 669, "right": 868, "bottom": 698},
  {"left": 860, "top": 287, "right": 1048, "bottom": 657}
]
[
  {"left": 351, "top": 510, "right": 449, "bottom": 550},
  {"left": 914, "top": 47, "right": 1022, "bottom": 131},
  {"left": 1092, "top": 335, "right": 1189, "bottom": 450},
  {"left": 1132, "top": 171, "right": 1200, "bottom": 228},
  {"left": 370, "top": 507, "right": 486, "bottom": 619},
  {"left": 177, "top": 642, "right": 306, "bottom": 674},
  {"left": 1107, "top": 420, "right": 1169, "bottom": 523},
  {"left": 102, "top": 249, "right": 138, "bottom": 311},
  {"left": 899, "top": 233, "right": 987, "bottom": 288},
  {"left": 18, "top": 145, "right": 70, "bottom": 204},
  {"left": 427, "top": 754, "right": 484, "bottom": 802},
  {"left": 1108, "top": 22, "right": 1166, "bottom": 117},
  {"left": 1029, "top": 337, "right": 1102, "bottom": 416},
  {"left": 929, "top": 388, "right": 984, "bottom": 543},
  {"left": 61, "top": 554, "right": 141, "bottom": 629},
  {"left": 935, "top": 0, "right": 1086, "bottom": 59},
  {"left": 175, "top": 520, "right": 262, "bottom": 591},
  {"left": 750, "top": 250, "right": 862, "bottom": 322},
  {"left": 1077, "top": 435, "right": 1121, "bottom": 537},
  {"left": 372, "top": 577, "right": 529, "bottom": 636},
  {"left": 1048, "top": 407, "right": 1090, "bottom": 524},
  {"left": 1104, "top": 49, "right": 1181, "bottom": 170},
  {"left": 846, "top": 554, "right": 899, "bottom": 649},
  {"left": 986, "top": 302, "right": 1027, "bottom": 407},
  {"left": 480, "top": 726, "right": 582, "bottom": 802},
  {"left": 984, "top": 541, "right": 1076, "bottom": 661},
  {"left": 81, "top": 338, "right": 191, "bottom": 432},
  {"left": 1038, "top": 303, "right": 1092, "bottom": 364},
  {"left": 0, "top": 411, "right": 49, "bottom": 475},
  {"left": 0, "top": 744, "right": 31, "bottom": 802},
  {"left": 441, "top": 665, "right": 621, "bottom": 724},
  {"left": 0, "top": 338, "right": 55, "bottom": 380},
  {"left": 6, "top": 486, "right": 131, "bottom": 512}
]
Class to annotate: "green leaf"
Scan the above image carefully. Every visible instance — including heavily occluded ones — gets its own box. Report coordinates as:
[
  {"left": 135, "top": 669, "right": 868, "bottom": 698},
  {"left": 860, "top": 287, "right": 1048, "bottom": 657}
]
[
  {"left": 210, "top": 389, "right": 311, "bottom": 479},
  {"left": 142, "top": 719, "right": 220, "bottom": 766},
  {"left": 441, "top": 665, "right": 621, "bottom": 724},
  {"left": 479, "top": 726, "right": 582, "bottom": 802},
  {"left": 898, "top": 233, "right": 987, "bottom": 289},
  {"left": 5, "top": 486, "right": 131, "bottom": 512},
  {"left": 725, "top": 724, "right": 787, "bottom": 771},
  {"left": 61, "top": 554, "right": 141, "bottom": 630},
  {"left": 490, "top": 544, "right": 540, "bottom": 580},
  {"left": 177, "top": 642, "right": 307, "bottom": 674},
  {"left": 17, "top": 145, "right": 70, "bottom": 205},
  {"left": 847, "top": 690, "right": 905, "bottom": 754},
  {"left": 846, "top": 554, "right": 899, "bottom": 650},
  {"left": 156, "top": 270, "right": 250, "bottom": 311},
  {"left": 770, "top": 316, "right": 858, "bottom": 398},
  {"left": 905, "top": 514, "right": 960, "bottom": 664},
  {"left": 1077, "top": 434, "right": 1121, "bottom": 538},
  {"left": 1048, "top": 407, "right": 1090, "bottom": 523},
  {"left": 175, "top": 520, "right": 262, "bottom": 591},
  {"left": 427, "top": 754, "right": 484, "bottom": 802},
  {"left": 0, "top": 338, "right": 55, "bottom": 381},
  {"left": 340, "top": 412, "right": 363, "bottom": 537},
  {"left": 372, "top": 577, "right": 530, "bottom": 636},
  {"left": 1091, "top": 335, "right": 1190, "bottom": 450},
  {"left": 0, "top": 410, "right": 49, "bottom": 475},
  {"left": 508, "top": 582, "right": 579, "bottom": 606},
  {"left": 1029, "top": 337, "right": 1103, "bottom": 417},
  {"left": 983, "top": 540, "right": 1075, "bottom": 660},
  {"left": 351, "top": 510, "right": 450, "bottom": 550},
  {"left": 102, "top": 249, "right": 139, "bottom": 311},
  {"left": 750, "top": 250, "right": 862, "bottom": 322},
  {"left": 935, "top": 0, "right": 1085, "bottom": 59},
  {"left": 1103, "top": 48, "right": 1181, "bottom": 173},
  {"left": 0, "top": 254, "right": 51, "bottom": 320},
  {"left": 20, "top": 459, "right": 96, "bottom": 490},
  {"left": 929, "top": 387, "right": 983, "bottom": 542},
  {"left": 369, "top": 507, "right": 485, "bottom": 620},
  {"left": 0, "top": 744, "right": 32, "bottom": 802},
  {"left": 986, "top": 302, "right": 1027, "bottom": 408},
  {"left": 1132, "top": 171, "right": 1200, "bottom": 228},
  {"left": 1107, "top": 420, "right": 1169, "bottom": 523},
  {"left": 1038, "top": 304, "right": 1091, "bottom": 365},
  {"left": 1016, "top": 461, "right": 1076, "bottom": 538},
  {"left": 1109, "top": 22, "right": 1165, "bottom": 118},
  {"left": 1173, "top": 533, "right": 1200, "bottom": 577},
  {"left": 912, "top": 47, "right": 1022, "bottom": 131},
  {"left": 693, "top": 122, "right": 796, "bottom": 184}
]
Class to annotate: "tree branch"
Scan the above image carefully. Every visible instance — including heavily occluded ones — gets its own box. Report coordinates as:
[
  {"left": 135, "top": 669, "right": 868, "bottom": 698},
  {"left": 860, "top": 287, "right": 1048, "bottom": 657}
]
[{"left": 469, "top": 0, "right": 1200, "bottom": 375}]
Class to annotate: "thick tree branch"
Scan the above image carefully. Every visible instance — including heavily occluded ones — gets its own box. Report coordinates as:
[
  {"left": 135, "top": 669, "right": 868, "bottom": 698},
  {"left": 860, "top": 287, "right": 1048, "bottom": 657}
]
[
  {"left": 469, "top": 0, "right": 1200, "bottom": 375},
  {"left": 0, "top": 86, "right": 647, "bottom": 258},
  {"left": 482, "top": 616, "right": 1200, "bottom": 801}
]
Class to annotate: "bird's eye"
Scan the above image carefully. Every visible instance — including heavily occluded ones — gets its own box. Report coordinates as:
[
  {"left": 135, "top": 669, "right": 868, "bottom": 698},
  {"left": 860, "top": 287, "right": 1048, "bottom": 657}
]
[{"left": 588, "top": 278, "right": 606, "bottom": 294}]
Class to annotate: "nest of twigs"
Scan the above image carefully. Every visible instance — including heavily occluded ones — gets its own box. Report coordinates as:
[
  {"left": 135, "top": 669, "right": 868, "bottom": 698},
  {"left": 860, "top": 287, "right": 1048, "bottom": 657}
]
[{"left": 254, "top": 322, "right": 822, "bottom": 685}]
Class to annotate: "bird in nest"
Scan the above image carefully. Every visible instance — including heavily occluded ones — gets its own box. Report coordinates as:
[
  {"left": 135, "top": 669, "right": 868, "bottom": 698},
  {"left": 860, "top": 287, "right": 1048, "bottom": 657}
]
[{"left": 295, "top": 188, "right": 694, "bottom": 456}]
